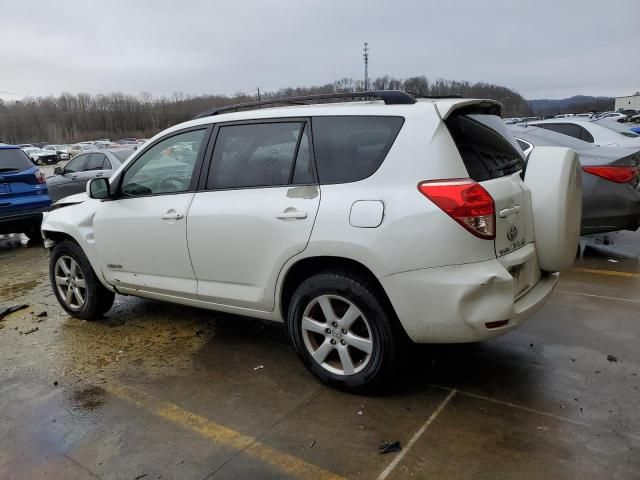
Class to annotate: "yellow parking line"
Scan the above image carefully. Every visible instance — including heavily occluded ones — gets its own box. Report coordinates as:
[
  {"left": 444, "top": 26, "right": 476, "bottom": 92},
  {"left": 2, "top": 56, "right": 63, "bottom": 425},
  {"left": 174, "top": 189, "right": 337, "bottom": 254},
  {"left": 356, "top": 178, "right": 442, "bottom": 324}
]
[
  {"left": 106, "top": 383, "right": 344, "bottom": 480},
  {"left": 571, "top": 267, "right": 640, "bottom": 279}
]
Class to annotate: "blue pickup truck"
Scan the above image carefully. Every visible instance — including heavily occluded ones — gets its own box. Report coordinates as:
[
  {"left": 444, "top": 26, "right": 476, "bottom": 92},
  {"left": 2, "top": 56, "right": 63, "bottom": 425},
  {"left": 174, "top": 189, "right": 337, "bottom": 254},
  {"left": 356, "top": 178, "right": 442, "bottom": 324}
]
[{"left": 0, "top": 145, "right": 52, "bottom": 241}]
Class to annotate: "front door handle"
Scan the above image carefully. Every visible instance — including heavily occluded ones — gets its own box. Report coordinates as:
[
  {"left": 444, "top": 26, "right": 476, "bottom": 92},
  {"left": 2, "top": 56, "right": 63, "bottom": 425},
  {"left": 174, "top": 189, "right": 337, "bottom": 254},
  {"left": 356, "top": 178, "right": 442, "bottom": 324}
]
[
  {"left": 499, "top": 205, "right": 521, "bottom": 218},
  {"left": 276, "top": 210, "right": 307, "bottom": 220},
  {"left": 161, "top": 211, "right": 184, "bottom": 220}
]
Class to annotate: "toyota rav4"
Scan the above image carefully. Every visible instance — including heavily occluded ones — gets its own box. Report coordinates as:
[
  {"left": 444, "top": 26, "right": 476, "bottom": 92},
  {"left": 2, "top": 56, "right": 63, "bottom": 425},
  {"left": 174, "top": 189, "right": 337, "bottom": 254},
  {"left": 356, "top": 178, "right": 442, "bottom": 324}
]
[{"left": 42, "top": 91, "right": 582, "bottom": 390}]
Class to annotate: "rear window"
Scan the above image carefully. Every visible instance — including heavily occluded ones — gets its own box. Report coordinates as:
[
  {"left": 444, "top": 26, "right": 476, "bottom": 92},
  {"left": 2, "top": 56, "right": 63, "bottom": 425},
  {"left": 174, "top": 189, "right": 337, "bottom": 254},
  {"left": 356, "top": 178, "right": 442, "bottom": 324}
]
[
  {"left": 312, "top": 116, "right": 404, "bottom": 184},
  {"left": 110, "top": 149, "right": 134, "bottom": 163},
  {"left": 445, "top": 114, "right": 525, "bottom": 181},
  {"left": 0, "top": 148, "right": 33, "bottom": 172}
]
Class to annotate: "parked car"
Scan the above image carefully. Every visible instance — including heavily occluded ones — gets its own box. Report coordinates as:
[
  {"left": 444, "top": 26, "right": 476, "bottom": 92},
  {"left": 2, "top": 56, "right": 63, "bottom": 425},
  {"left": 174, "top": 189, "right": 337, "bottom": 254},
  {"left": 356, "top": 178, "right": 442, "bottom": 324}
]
[
  {"left": 596, "top": 112, "right": 628, "bottom": 123},
  {"left": 43, "top": 144, "right": 70, "bottom": 160},
  {"left": 510, "top": 125, "right": 640, "bottom": 235},
  {"left": 527, "top": 118, "right": 640, "bottom": 147},
  {"left": 46, "top": 149, "right": 134, "bottom": 202},
  {"left": 68, "top": 143, "right": 95, "bottom": 158},
  {"left": 0, "top": 145, "right": 51, "bottom": 240},
  {"left": 21, "top": 146, "right": 59, "bottom": 165},
  {"left": 42, "top": 92, "right": 581, "bottom": 390}
]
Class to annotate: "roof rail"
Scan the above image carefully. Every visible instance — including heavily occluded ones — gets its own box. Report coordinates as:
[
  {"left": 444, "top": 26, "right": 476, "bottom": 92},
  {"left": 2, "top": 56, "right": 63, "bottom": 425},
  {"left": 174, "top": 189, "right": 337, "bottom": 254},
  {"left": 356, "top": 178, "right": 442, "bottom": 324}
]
[{"left": 193, "top": 90, "right": 417, "bottom": 119}]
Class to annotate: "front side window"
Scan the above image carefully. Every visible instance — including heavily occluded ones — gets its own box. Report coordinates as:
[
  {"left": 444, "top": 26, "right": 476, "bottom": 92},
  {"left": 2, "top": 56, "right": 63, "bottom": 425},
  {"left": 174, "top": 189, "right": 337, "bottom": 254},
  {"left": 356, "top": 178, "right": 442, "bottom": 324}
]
[
  {"left": 207, "top": 122, "right": 304, "bottom": 189},
  {"left": 312, "top": 116, "right": 404, "bottom": 184},
  {"left": 121, "top": 129, "right": 205, "bottom": 196},
  {"left": 65, "top": 155, "right": 88, "bottom": 173}
]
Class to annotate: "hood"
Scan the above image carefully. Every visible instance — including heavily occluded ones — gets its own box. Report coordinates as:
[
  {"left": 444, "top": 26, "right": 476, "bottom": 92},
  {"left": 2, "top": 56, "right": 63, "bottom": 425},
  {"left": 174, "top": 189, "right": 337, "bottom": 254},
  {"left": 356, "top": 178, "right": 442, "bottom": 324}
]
[{"left": 53, "top": 192, "right": 88, "bottom": 208}]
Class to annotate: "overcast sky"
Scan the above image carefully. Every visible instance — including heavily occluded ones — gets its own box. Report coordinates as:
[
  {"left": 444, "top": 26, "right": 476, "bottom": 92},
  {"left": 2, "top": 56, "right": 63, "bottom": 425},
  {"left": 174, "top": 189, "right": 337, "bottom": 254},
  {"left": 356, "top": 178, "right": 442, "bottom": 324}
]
[{"left": 0, "top": 0, "right": 638, "bottom": 101}]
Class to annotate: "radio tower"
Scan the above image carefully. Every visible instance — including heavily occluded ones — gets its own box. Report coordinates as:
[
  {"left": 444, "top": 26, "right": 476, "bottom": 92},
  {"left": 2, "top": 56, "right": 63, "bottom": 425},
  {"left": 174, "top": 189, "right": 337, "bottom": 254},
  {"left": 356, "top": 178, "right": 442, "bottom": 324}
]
[{"left": 363, "top": 42, "right": 369, "bottom": 91}]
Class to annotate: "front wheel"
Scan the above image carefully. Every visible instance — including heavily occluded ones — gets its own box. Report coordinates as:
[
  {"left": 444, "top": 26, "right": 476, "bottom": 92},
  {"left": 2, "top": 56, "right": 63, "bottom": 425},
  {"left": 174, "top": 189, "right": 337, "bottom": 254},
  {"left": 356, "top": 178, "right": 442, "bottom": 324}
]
[
  {"left": 49, "top": 240, "right": 115, "bottom": 320},
  {"left": 287, "top": 272, "right": 402, "bottom": 391}
]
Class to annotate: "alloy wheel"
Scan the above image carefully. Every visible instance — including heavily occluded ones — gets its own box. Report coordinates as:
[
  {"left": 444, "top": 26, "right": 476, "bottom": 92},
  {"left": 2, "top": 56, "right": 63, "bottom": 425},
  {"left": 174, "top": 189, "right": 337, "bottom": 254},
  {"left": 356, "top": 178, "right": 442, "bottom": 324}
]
[
  {"left": 301, "top": 294, "right": 374, "bottom": 376},
  {"left": 54, "top": 255, "right": 86, "bottom": 310}
]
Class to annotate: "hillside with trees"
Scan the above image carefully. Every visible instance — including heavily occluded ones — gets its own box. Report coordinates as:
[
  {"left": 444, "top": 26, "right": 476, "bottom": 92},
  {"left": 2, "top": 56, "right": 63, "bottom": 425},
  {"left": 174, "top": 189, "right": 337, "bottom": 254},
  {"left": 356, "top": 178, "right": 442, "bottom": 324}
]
[
  {"left": 0, "top": 76, "right": 532, "bottom": 144},
  {"left": 528, "top": 95, "right": 615, "bottom": 116}
]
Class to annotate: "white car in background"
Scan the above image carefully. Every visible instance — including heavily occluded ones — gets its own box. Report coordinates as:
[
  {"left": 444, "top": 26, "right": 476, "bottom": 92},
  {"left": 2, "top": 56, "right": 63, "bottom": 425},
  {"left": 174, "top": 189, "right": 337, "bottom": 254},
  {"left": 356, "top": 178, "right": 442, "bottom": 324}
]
[
  {"left": 42, "top": 92, "right": 581, "bottom": 390},
  {"left": 596, "top": 112, "right": 628, "bottom": 123},
  {"left": 527, "top": 118, "right": 640, "bottom": 147}
]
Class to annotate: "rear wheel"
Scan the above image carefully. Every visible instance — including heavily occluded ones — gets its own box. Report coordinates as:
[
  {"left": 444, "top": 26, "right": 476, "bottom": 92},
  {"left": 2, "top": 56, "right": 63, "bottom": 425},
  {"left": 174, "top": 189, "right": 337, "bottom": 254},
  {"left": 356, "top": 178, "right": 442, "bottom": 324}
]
[
  {"left": 287, "top": 271, "right": 401, "bottom": 391},
  {"left": 49, "top": 240, "right": 115, "bottom": 320}
]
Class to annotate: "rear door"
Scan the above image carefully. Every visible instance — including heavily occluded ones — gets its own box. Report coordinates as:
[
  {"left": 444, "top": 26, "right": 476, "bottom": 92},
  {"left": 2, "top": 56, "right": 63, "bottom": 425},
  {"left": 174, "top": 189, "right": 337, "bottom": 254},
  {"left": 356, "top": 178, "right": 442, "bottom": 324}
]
[
  {"left": 445, "top": 113, "right": 537, "bottom": 295},
  {"left": 187, "top": 119, "right": 320, "bottom": 311}
]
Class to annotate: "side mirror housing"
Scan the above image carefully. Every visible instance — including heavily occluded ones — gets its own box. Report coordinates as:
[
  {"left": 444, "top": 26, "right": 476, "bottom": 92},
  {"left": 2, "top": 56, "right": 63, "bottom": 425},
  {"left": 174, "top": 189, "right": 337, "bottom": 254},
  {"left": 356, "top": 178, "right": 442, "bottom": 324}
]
[
  {"left": 53, "top": 167, "right": 63, "bottom": 175},
  {"left": 87, "top": 177, "right": 110, "bottom": 200}
]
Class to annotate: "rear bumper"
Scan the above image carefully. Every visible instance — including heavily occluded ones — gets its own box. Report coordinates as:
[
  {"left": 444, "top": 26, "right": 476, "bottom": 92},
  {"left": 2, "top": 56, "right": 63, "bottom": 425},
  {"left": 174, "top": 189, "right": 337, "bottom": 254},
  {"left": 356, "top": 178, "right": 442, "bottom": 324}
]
[
  {"left": 380, "top": 256, "right": 558, "bottom": 343},
  {"left": 0, "top": 207, "right": 51, "bottom": 230}
]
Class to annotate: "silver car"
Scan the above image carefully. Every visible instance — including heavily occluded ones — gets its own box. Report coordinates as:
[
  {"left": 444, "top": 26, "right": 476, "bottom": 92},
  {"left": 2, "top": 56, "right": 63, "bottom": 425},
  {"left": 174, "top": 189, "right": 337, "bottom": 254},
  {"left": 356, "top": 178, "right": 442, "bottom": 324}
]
[
  {"left": 510, "top": 125, "right": 640, "bottom": 235},
  {"left": 46, "top": 149, "right": 134, "bottom": 202}
]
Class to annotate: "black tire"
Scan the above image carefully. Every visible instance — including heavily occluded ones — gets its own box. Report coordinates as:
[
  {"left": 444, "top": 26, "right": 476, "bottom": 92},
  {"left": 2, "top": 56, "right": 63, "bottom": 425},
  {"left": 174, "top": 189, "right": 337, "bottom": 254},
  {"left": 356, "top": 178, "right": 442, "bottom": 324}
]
[
  {"left": 287, "top": 271, "right": 402, "bottom": 392},
  {"left": 23, "top": 217, "right": 43, "bottom": 244},
  {"left": 49, "top": 240, "right": 115, "bottom": 320}
]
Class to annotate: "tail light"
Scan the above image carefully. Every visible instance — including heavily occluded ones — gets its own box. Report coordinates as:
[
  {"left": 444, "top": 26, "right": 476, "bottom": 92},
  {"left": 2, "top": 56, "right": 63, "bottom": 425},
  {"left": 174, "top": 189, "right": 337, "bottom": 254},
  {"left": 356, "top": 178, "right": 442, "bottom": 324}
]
[
  {"left": 583, "top": 166, "right": 637, "bottom": 184},
  {"left": 35, "top": 169, "right": 46, "bottom": 184},
  {"left": 418, "top": 178, "right": 495, "bottom": 239}
]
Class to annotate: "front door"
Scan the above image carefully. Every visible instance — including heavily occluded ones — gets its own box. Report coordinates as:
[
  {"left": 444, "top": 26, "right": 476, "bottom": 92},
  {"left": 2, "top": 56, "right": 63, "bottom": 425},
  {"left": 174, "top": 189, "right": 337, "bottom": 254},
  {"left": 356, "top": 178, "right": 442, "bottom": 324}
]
[
  {"left": 93, "top": 128, "right": 209, "bottom": 297},
  {"left": 187, "top": 120, "right": 320, "bottom": 311}
]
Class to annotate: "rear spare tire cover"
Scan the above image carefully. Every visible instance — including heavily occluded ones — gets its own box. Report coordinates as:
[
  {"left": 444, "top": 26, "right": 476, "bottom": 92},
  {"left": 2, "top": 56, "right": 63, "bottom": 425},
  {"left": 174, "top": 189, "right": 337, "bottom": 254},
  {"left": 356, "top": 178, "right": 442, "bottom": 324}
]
[{"left": 524, "top": 147, "right": 582, "bottom": 272}]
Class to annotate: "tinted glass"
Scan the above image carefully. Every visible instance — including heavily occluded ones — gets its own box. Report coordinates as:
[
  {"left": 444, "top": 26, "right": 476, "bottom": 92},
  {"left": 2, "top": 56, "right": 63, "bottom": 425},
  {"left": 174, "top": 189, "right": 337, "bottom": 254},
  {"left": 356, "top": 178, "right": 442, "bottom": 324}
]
[
  {"left": 121, "top": 129, "right": 205, "bottom": 196},
  {"left": 0, "top": 148, "right": 33, "bottom": 172},
  {"left": 110, "top": 149, "right": 134, "bottom": 163},
  {"left": 64, "top": 154, "right": 88, "bottom": 173},
  {"left": 578, "top": 126, "right": 594, "bottom": 143},
  {"left": 292, "top": 126, "right": 315, "bottom": 184},
  {"left": 445, "top": 114, "right": 525, "bottom": 181},
  {"left": 312, "top": 116, "right": 404, "bottom": 184},
  {"left": 86, "top": 153, "right": 107, "bottom": 171},
  {"left": 536, "top": 123, "right": 582, "bottom": 139},
  {"left": 208, "top": 122, "right": 303, "bottom": 189}
]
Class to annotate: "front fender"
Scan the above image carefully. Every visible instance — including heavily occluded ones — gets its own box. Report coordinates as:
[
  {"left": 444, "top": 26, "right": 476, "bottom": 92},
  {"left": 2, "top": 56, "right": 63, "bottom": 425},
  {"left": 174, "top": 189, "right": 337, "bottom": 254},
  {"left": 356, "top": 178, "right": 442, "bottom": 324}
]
[{"left": 42, "top": 199, "right": 114, "bottom": 291}]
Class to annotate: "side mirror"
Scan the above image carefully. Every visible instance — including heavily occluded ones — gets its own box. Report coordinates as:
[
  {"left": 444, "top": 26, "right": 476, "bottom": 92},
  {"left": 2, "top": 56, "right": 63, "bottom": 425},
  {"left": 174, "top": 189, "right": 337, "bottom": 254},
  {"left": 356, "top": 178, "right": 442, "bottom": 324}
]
[
  {"left": 87, "top": 177, "right": 110, "bottom": 199},
  {"left": 53, "top": 167, "right": 63, "bottom": 175}
]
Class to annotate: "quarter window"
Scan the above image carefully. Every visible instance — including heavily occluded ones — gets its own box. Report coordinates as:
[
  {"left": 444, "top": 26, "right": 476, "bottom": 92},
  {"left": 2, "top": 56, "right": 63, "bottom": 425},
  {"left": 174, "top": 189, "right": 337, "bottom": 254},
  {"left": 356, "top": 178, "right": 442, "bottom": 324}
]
[
  {"left": 207, "top": 122, "right": 305, "bottom": 189},
  {"left": 121, "top": 129, "right": 205, "bottom": 196},
  {"left": 312, "top": 116, "right": 404, "bottom": 184}
]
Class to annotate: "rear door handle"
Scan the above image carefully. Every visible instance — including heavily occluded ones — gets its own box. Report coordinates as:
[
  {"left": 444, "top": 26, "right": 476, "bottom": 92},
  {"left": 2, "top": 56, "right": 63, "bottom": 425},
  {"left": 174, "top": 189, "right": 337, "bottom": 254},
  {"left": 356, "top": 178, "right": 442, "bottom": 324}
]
[
  {"left": 499, "top": 205, "right": 521, "bottom": 218},
  {"left": 276, "top": 210, "right": 307, "bottom": 220},
  {"left": 161, "top": 212, "right": 184, "bottom": 220},
  {"left": 71, "top": 175, "right": 78, "bottom": 180}
]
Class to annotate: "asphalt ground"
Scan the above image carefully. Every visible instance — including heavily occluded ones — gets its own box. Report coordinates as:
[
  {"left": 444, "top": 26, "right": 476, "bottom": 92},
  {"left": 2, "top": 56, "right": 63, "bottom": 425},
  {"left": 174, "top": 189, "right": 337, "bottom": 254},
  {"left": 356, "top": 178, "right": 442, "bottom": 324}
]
[{"left": 0, "top": 227, "right": 638, "bottom": 479}]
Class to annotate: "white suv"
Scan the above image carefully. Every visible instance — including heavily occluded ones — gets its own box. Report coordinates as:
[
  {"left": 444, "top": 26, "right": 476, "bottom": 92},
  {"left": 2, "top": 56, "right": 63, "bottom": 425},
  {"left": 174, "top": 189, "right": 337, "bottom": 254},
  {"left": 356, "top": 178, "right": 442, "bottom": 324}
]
[{"left": 42, "top": 91, "right": 582, "bottom": 390}]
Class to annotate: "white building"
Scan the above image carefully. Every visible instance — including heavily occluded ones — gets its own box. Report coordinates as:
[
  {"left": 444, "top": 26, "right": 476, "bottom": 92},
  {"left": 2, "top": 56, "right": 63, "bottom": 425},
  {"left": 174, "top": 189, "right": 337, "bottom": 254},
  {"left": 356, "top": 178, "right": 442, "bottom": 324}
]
[{"left": 615, "top": 94, "right": 640, "bottom": 111}]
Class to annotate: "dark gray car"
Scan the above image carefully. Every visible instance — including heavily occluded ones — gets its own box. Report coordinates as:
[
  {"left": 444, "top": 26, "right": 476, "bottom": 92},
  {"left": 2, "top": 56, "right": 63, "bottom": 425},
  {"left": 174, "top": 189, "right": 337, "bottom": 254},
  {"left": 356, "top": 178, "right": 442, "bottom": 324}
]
[
  {"left": 46, "top": 149, "right": 134, "bottom": 202},
  {"left": 509, "top": 125, "right": 640, "bottom": 235}
]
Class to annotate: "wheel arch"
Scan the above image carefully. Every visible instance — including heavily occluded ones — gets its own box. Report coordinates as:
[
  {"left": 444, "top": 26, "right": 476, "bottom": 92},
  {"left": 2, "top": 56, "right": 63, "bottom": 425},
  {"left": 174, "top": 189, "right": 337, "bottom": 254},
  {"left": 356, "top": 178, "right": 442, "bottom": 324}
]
[{"left": 279, "top": 255, "right": 400, "bottom": 329}]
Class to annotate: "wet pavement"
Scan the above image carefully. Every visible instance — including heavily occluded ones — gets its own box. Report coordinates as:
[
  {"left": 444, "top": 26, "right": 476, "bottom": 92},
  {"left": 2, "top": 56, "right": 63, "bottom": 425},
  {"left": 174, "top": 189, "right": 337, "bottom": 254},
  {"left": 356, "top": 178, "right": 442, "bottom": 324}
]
[{"left": 0, "top": 231, "right": 639, "bottom": 479}]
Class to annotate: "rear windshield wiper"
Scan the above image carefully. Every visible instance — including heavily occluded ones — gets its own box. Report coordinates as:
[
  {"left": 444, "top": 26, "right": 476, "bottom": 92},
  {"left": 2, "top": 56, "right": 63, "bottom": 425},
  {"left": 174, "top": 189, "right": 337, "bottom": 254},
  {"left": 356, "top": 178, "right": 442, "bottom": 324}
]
[{"left": 0, "top": 167, "right": 20, "bottom": 173}]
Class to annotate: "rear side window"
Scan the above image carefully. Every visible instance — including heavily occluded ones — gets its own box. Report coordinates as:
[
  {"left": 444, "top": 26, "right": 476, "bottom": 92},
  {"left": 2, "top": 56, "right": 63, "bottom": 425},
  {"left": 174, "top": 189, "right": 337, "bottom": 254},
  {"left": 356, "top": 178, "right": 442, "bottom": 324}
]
[
  {"left": 312, "top": 116, "right": 404, "bottom": 184},
  {"left": 445, "top": 114, "right": 525, "bottom": 181},
  {"left": 535, "top": 123, "right": 582, "bottom": 140},
  {"left": 207, "top": 122, "right": 305, "bottom": 189},
  {"left": 0, "top": 148, "right": 33, "bottom": 172},
  {"left": 111, "top": 149, "right": 134, "bottom": 163},
  {"left": 86, "top": 153, "right": 107, "bottom": 171}
]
